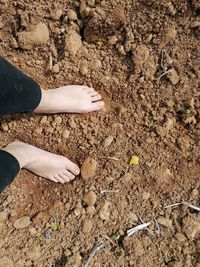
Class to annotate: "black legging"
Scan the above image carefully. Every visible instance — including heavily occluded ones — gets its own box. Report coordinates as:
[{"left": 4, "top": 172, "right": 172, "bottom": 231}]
[{"left": 0, "top": 57, "right": 42, "bottom": 192}]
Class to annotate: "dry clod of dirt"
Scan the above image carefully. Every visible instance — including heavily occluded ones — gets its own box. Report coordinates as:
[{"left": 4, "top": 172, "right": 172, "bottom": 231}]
[
  {"left": 65, "top": 28, "right": 82, "bottom": 56},
  {"left": 13, "top": 216, "right": 31, "bottom": 229},
  {"left": 80, "top": 65, "right": 88, "bottom": 75},
  {"left": 167, "top": 261, "right": 183, "bottom": 267},
  {"left": 54, "top": 116, "right": 62, "bottom": 124},
  {"left": 81, "top": 157, "right": 98, "bottom": 180},
  {"left": 108, "top": 35, "right": 118, "bottom": 45},
  {"left": 68, "top": 118, "right": 77, "bottom": 129},
  {"left": 157, "top": 216, "right": 173, "bottom": 228},
  {"left": 83, "top": 191, "right": 97, "bottom": 206},
  {"left": 1, "top": 122, "right": 9, "bottom": 131},
  {"left": 132, "top": 44, "right": 150, "bottom": 75},
  {"left": 34, "top": 127, "right": 43, "bottom": 135},
  {"left": 99, "top": 200, "right": 111, "bottom": 220},
  {"left": 33, "top": 211, "right": 50, "bottom": 223},
  {"left": 68, "top": 10, "right": 78, "bottom": 21},
  {"left": 17, "top": 23, "right": 49, "bottom": 50},
  {"left": 167, "top": 69, "right": 180, "bottom": 85},
  {"left": 159, "top": 26, "right": 177, "bottom": 48},
  {"left": 40, "top": 116, "right": 48, "bottom": 124},
  {"left": 103, "top": 135, "right": 114, "bottom": 147},
  {"left": 52, "top": 64, "right": 60, "bottom": 74},
  {"left": 0, "top": 211, "right": 9, "bottom": 223},
  {"left": 51, "top": 8, "right": 63, "bottom": 21},
  {"left": 62, "top": 129, "right": 70, "bottom": 139}
]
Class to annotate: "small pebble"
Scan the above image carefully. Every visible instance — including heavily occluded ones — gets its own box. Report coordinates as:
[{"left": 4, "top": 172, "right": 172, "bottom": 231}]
[
  {"left": 103, "top": 136, "right": 114, "bottom": 147},
  {"left": 80, "top": 65, "right": 88, "bottom": 75},
  {"left": 157, "top": 216, "right": 172, "bottom": 228},
  {"left": 52, "top": 64, "right": 60, "bottom": 74},
  {"left": 13, "top": 216, "right": 31, "bottom": 229},
  {"left": 68, "top": 10, "right": 78, "bottom": 21},
  {"left": 83, "top": 191, "right": 97, "bottom": 206},
  {"left": 51, "top": 8, "right": 63, "bottom": 21},
  {"left": 1, "top": 122, "right": 9, "bottom": 131},
  {"left": 99, "top": 201, "right": 110, "bottom": 220},
  {"left": 54, "top": 116, "right": 62, "bottom": 124},
  {"left": 40, "top": 116, "right": 48, "bottom": 124},
  {"left": 0, "top": 211, "right": 9, "bottom": 223},
  {"left": 62, "top": 129, "right": 70, "bottom": 139}
]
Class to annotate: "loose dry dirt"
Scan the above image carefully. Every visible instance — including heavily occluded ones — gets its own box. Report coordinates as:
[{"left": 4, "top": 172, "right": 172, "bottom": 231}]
[{"left": 0, "top": 0, "right": 200, "bottom": 266}]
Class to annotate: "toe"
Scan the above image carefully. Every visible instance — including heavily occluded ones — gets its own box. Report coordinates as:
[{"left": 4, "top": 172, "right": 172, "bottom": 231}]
[
  {"left": 54, "top": 175, "right": 65, "bottom": 184},
  {"left": 64, "top": 170, "right": 75, "bottom": 180},
  {"left": 59, "top": 174, "right": 70, "bottom": 183},
  {"left": 66, "top": 160, "right": 80, "bottom": 175},
  {"left": 92, "top": 94, "right": 102, "bottom": 102}
]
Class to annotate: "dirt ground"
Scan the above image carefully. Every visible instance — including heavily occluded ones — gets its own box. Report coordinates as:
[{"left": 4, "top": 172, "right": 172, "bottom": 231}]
[{"left": 0, "top": 0, "right": 200, "bottom": 266}]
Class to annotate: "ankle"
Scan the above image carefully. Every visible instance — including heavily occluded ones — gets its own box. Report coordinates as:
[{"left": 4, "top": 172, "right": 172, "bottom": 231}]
[
  {"left": 34, "top": 89, "right": 51, "bottom": 113},
  {"left": 2, "top": 142, "right": 33, "bottom": 168}
]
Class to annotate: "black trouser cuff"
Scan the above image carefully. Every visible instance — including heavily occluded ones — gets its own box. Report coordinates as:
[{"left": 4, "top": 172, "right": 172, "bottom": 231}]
[
  {"left": 0, "top": 150, "right": 20, "bottom": 193},
  {"left": 0, "top": 57, "right": 42, "bottom": 116}
]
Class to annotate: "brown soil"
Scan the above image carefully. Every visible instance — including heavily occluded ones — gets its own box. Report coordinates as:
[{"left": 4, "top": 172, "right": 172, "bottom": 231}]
[{"left": 0, "top": 0, "right": 200, "bottom": 266}]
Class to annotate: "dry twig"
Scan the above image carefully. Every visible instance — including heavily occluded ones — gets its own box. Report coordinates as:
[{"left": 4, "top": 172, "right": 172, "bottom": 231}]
[{"left": 84, "top": 243, "right": 107, "bottom": 267}]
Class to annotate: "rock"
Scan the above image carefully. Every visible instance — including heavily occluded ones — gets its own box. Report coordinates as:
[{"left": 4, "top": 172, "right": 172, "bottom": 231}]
[
  {"left": 157, "top": 216, "right": 172, "bottom": 228},
  {"left": 103, "top": 136, "right": 114, "bottom": 147},
  {"left": 175, "top": 232, "right": 186, "bottom": 242},
  {"left": 17, "top": 22, "right": 49, "bottom": 50},
  {"left": 81, "top": 157, "right": 98, "bottom": 180},
  {"left": 167, "top": 69, "right": 179, "bottom": 85},
  {"left": 65, "top": 28, "right": 82, "bottom": 56},
  {"left": 52, "top": 64, "right": 60, "bottom": 74},
  {"left": 40, "top": 116, "right": 48, "bottom": 124},
  {"left": 33, "top": 212, "right": 50, "bottom": 223},
  {"left": 83, "top": 191, "right": 97, "bottom": 206},
  {"left": 99, "top": 200, "right": 110, "bottom": 220},
  {"left": 86, "top": 206, "right": 96, "bottom": 215},
  {"left": 51, "top": 8, "right": 63, "bottom": 21},
  {"left": 34, "top": 127, "right": 43, "bottom": 134},
  {"left": 68, "top": 118, "right": 77, "bottom": 129},
  {"left": 62, "top": 129, "right": 70, "bottom": 139},
  {"left": 13, "top": 216, "right": 31, "bottom": 229},
  {"left": 0, "top": 256, "right": 15, "bottom": 267},
  {"left": 160, "top": 26, "right": 177, "bottom": 48},
  {"left": 192, "top": 189, "right": 199, "bottom": 196},
  {"left": 142, "top": 192, "right": 150, "bottom": 200},
  {"left": 54, "top": 116, "right": 62, "bottom": 124},
  {"left": 94, "top": 59, "right": 102, "bottom": 69},
  {"left": 1, "top": 122, "right": 9, "bottom": 131},
  {"left": 108, "top": 35, "right": 118, "bottom": 45},
  {"left": 80, "top": 65, "right": 88, "bottom": 75},
  {"left": 0, "top": 211, "right": 9, "bottom": 223},
  {"left": 68, "top": 10, "right": 78, "bottom": 21}
]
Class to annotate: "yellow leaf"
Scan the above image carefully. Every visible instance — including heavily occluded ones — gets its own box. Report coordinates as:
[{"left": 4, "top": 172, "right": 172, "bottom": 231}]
[
  {"left": 96, "top": 40, "right": 103, "bottom": 46},
  {"left": 130, "top": 155, "right": 139, "bottom": 165}
]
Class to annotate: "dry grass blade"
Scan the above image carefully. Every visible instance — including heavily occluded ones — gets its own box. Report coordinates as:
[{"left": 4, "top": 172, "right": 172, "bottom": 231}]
[
  {"left": 157, "top": 68, "right": 174, "bottom": 82},
  {"left": 127, "top": 222, "right": 152, "bottom": 237},
  {"left": 165, "top": 202, "right": 200, "bottom": 212},
  {"left": 84, "top": 243, "right": 107, "bottom": 267},
  {"left": 101, "top": 190, "right": 119, "bottom": 194},
  {"left": 107, "top": 156, "right": 119, "bottom": 161},
  {"left": 164, "top": 203, "right": 182, "bottom": 209},
  {"left": 182, "top": 202, "right": 200, "bottom": 212},
  {"left": 154, "top": 219, "right": 161, "bottom": 236}
]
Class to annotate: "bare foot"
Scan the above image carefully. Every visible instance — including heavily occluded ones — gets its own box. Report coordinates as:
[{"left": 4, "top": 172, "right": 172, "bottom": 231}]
[
  {"left": 2, "top": 142, "right": 80, "bottom": 184},
  {"left": 35, "top": 85, "right": 105, "bottom": 114}
]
